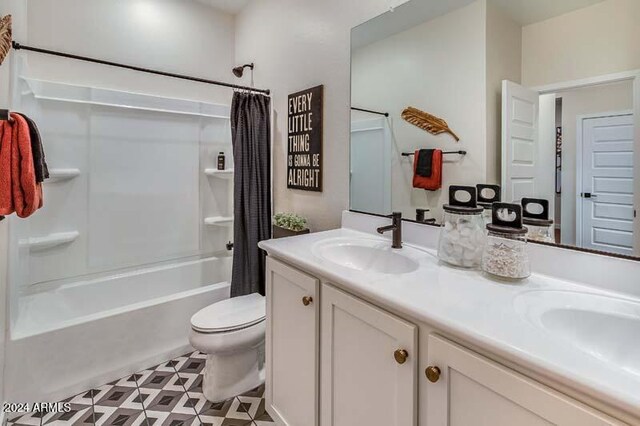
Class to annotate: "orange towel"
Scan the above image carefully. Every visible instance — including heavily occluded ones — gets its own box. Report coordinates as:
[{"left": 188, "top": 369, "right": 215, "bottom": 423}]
[
  {"left": 0, "top": 113, "right": 42, "bottom": 218},
  {"left": 0, "top": 118, "right": 14, "bottom": 216},
  {"left": 412, "top": 149, "right": 442, "bottom": 191}
]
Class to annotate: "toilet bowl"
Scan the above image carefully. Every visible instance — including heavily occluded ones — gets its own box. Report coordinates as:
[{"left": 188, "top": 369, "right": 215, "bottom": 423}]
[{"left": 189, "top": 293, "right": 266, "bottom": 402}]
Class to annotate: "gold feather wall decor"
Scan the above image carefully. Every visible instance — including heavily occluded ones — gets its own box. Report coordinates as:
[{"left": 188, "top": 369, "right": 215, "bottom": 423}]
[
  {"left": 401, "top": 106, "right": 460, "bottom": 142},
  {"left": 0, "top": 15, "right": 11, "bottom": 66}
]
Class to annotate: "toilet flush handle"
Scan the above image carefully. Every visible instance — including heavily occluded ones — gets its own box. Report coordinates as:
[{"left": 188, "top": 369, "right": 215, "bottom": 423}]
[{"left": 302, "top": 296, "right": 313, "bottom": 306}]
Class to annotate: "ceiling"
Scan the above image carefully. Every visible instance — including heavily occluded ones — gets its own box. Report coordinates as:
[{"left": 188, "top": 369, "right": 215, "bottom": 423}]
[
  {"left": 194, "top": 0, "right": 252, "bottom": 15},
  {"left": 490, "top": 0, "right": 606, "bottom": 26},
  {"left": 352, "top": 0, "right": 477, "bottom": 50},
  {"left": 194, "top": 0, "right": 606, "bottom": 21},
  {"left": 352, "top": 0, "right": 606, "bottom": 49}
]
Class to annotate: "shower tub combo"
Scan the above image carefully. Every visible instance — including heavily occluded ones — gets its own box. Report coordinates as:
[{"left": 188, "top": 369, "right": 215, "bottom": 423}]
[
  {"left": 5, "top": 76, "right": 235, "bottom": 403},
  {"left": 6, "top": 256, "right": 231, "bottom": 403}
]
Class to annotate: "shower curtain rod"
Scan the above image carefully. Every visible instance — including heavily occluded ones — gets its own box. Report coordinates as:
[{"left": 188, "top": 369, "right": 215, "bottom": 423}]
[
  {"left": 351, "top": 107, "right": 389, "bottom": 117},
  {"left": 11, "top": 42, "right": 271, "bottom": 95}
]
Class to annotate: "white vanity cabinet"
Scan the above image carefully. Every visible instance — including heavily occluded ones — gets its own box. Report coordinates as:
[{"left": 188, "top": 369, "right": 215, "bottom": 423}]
[
  {"left": 265, "top": 257, "right": 320, "bottom": 426},
  {"left": 320, "top": 284, "right": 417, "bottom": 426},
  {"left": 265, "top": 257, "right": 628, "bottom": 426},
  {"left": 424, "top": 335, "right": 622, "bottom": 426}
]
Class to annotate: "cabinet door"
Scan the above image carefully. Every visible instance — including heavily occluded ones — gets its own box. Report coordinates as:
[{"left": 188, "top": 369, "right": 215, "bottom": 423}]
[
  {"left": 266, "top": 257, "right": 319, "bottom": 426},
  {"left": 321, "top": 284, "right": 417, "bottom": 426},
  {"left": 425, "top": 334, "right": 623, "bottom": 426}
]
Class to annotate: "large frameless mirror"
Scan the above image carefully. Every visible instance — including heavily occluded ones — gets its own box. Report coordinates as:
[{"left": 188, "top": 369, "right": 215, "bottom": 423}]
[{"left": 350, "top": 0, "right": 640, "bottom": 259}]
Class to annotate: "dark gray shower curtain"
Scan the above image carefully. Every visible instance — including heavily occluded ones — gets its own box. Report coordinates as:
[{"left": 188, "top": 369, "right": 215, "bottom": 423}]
[{"left": 230, "top": 92, "right": 271, "bottom": 297}]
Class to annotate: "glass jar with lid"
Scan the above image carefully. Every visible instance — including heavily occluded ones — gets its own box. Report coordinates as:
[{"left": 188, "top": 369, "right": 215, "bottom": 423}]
[
  {"left": 482, "top": 203, "right": 530, "bottom": 280},
  {"left": 437, "top": 186, "right": 486, "bottom": 268},
  {"left": 522, "top": 198, "right": 554, "bottom": 243},
  {"left": 476, "top": 184, "right": 501, "bottom": 226}
]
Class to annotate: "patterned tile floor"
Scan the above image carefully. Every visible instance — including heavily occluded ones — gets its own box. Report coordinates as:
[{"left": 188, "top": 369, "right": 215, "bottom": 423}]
[{"left": 7, "top": 351, "right": 275, "bottom": 426}]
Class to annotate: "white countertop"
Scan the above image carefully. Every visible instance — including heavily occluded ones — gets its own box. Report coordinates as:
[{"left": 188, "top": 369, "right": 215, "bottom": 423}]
[{"left": 259, "top": 227, "right": 640, "bottom": 419}]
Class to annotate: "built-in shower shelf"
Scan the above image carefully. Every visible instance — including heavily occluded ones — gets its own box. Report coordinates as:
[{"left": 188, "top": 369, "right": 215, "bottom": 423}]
[
  {"left": 204, "top": 216, "right": 234, "bottom": 226},
  {"left": 21, "top": 77, "right": 231, "bottom": 119},
  {"left": 46, "top": 168, "right": 81, "bottom": 183},
  {"left": 21, "top": 231, "right": 80, "bottom": 252},
  {"left": 204, "top": 168, "right": 234, "bottom": 179}
]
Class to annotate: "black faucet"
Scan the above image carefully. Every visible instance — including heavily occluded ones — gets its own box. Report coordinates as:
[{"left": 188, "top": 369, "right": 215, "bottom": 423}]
[
  {"left": 377, "top": 212, "right": 403, "bottom": 249},
  {"left": 416, "top": 209, "right": 437, "bottom": 224},
  {"left": 416, "top": 208, "right": 429, "bottom": 223}
]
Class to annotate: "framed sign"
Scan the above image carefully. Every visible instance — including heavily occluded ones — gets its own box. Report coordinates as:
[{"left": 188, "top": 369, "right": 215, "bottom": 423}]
[{"left": 287, "top": 85, "right": 323, "bottom": 191}]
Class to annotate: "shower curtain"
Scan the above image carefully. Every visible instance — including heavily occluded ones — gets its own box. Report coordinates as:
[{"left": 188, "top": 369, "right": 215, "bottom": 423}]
[{"left": 230, "top": 92, "right": 271, "bottom": 297}]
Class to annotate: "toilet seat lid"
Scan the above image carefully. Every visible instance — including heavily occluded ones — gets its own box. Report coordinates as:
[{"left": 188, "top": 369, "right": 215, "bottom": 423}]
[{"left": 191, "top": 293, "right": 266, "bottom": 333}]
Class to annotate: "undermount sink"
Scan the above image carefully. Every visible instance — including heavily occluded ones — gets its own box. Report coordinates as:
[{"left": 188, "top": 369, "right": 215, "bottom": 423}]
[
  {"left": 514, "top": 290, "right": 640, "bottom": 377},
  {"left": 311, "top": 237, "right": 425, "bottom": 274}
]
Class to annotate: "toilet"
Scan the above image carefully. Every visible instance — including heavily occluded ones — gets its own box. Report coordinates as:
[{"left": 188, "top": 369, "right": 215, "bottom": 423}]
[{"left": 189, "top": 293, "right": 266, "bottom": 402}]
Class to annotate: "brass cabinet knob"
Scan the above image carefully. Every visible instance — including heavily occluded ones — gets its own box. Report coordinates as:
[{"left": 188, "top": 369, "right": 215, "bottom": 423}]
[
  {"left": 302, "top": 296, "right": 313, "bottom": 306},
  {"left": 394, "top": 349, "right": 409, "bottom": 364},
  {"left": 425, "top": 366, "right": 441, "bottom": 383}
]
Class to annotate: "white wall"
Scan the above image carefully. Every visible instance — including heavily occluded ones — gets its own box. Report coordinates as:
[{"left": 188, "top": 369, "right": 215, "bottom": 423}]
[
  {"left": 538, "top": 93, "right": 558, "bottom": 218},
  {"left": 350, "top": 117, "right": 392, "bottom": 215},
  {"left": 485, "top": 0, "right": 522, "bottom": 186},
  {"left": 351, "top": 1, "right": 486, "bottom": 221},
  {"left": 559, "top": 81, "right": 633, "bottom": 245},
  {"left": 522, "top": 0, "right": 640, "bottom": 87},
  {"left": 235, "top": 0, "right": 410, "bottom": 231},
  {"left": 23, "top": 0, "right": 237, "bottom": 104}
]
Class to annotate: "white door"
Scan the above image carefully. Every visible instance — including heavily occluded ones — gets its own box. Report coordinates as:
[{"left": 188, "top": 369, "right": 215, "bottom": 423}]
[
  {"left": 266, "top": 257, "right": 319, "bottom": 426},
  {"left": 502, "top": 80, "right": 553, "bottom": 203},
  {"left": 425, "top": 334, "right": 622, "bottom": 426},
  {"left": 321, "top": 284, "right": 417, "bottom": 426},
  {"left": 579, "top": 113, "right": 634, "bottom": 255},
  {"left": 350, "top": 117, "right": 392, "bottom": 215}
]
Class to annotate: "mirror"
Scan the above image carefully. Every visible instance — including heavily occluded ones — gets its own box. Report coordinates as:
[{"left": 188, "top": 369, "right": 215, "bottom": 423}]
[{"left": 350, "top": 0, "right": 639, "bottom": 258}]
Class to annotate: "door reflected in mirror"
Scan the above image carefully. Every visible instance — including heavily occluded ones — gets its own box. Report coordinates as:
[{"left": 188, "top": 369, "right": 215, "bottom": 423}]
[
  {"left": 504, "top": 80, "right": 634, "bottom": 255},
  {"left": 350, "top": 0, "right": 639, "bottom": 258}
]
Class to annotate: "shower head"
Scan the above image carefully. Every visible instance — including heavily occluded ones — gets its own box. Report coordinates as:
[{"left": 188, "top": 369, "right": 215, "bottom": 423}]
[{"left": 232, "top": 63, "right": 254, "bottom": 78}]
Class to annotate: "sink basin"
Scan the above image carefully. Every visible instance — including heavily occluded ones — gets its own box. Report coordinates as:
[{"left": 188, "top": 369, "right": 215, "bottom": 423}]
[
  {"left": 514, "top": 290, "right": 640, "bottom": 376},
  {"left": 311, "top": 238, "right": 425, "bottom": 274}
]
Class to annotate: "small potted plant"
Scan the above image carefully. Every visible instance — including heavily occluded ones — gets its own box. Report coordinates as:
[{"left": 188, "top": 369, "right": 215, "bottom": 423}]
[{"left": 272, "top": 212, "right": 310, "bottom": 239}]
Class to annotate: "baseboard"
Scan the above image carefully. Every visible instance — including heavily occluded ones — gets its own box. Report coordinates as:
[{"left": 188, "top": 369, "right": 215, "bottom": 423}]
[{"left": 40, "top": 344, "right": 194, "bottom": 404}]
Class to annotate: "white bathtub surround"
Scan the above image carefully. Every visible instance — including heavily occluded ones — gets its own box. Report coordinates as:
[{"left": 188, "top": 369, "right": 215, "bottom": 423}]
[
  {"left": 259, "top": 210, "right": 640, "bottom": 422},
  {"left": 189, "top": 293, "right": 266, "bottom": 403},
  {"left": 3, "top": 66, "right": 237, "bottom": 404},
  {"left": 8, "top": 77, "right": 234, "bottom": 290},
  {"left": 6, "top": 256, "right": 232, "bottom": 403}
]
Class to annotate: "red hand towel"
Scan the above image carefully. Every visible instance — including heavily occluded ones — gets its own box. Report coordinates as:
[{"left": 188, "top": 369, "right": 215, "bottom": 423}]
[
  {"left": 0, "top": 119, "right": 14, "bottom": 216},
  {"left": 412, "top": 149, "right": 442, "bottom": 191},
  {"left": 10, "top": 113, "right": 42, "bottom": 218}
]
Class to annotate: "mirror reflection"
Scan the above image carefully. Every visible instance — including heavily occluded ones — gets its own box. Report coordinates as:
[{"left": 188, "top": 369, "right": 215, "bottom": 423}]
[{"left": 350, "top": 0, "right": 638, "bottom": 258}]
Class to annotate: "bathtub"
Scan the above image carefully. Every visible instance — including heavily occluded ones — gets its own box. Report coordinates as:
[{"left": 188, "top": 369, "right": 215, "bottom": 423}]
[{"left": 5, "top": 256, "right": 231, "bottom": 403}]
